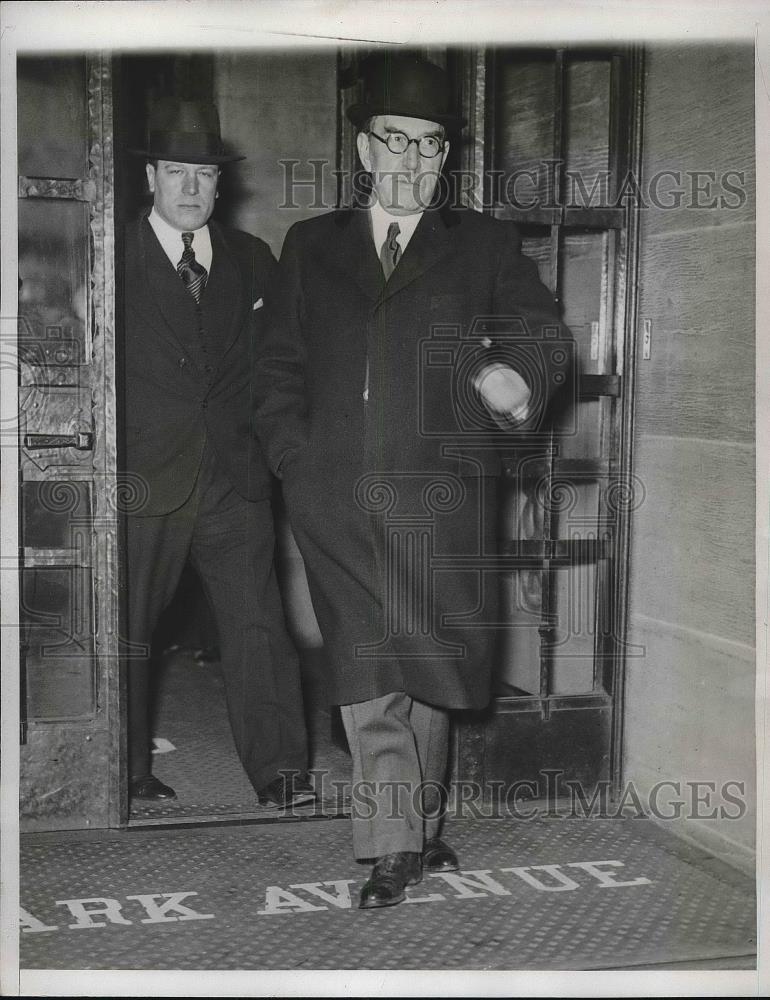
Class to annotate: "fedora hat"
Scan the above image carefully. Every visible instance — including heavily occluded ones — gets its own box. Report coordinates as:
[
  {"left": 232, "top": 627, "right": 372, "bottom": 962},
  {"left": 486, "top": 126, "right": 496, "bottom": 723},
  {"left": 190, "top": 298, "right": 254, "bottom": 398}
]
[
  {"left": 346, "top": 53, "right": 466, "bottom": 133},
  {"left": 128, "top": 97, "right": 245, "bottom": 164}
]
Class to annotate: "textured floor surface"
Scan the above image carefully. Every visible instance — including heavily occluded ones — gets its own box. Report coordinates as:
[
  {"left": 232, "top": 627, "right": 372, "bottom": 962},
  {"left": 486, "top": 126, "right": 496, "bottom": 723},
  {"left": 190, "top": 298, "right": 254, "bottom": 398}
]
[
  {"left": 30, "top": 628, "right": 754, "bottom": 971},
  {"left": 20, "top": 813, "right": 755, "bottom": 970},
  {"left": 130, "top": 648, "right": 352, "bottom": 823}
]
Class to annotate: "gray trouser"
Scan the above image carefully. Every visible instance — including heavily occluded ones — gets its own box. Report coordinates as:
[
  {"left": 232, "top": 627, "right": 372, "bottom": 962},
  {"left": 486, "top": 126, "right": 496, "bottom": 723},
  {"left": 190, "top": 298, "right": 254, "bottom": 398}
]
[{"left": 340, "top": 692, "right": 449, "bottom": 859}]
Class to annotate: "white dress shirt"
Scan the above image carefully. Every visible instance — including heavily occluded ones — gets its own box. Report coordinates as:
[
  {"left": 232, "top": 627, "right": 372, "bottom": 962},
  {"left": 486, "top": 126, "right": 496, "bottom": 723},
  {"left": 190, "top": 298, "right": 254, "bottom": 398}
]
[
  {"left": 369, "top": 199, "right": 422, "bottom": 257},
  {"left": 148, "top": 208, "right": 213, "bottom": 273}
]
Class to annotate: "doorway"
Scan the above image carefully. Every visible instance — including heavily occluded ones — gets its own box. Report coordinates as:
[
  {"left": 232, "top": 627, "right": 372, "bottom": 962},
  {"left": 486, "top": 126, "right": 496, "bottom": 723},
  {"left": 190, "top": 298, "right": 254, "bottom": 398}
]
[{"left": 17, "top": 45, "right": 643, "bottom": 832}]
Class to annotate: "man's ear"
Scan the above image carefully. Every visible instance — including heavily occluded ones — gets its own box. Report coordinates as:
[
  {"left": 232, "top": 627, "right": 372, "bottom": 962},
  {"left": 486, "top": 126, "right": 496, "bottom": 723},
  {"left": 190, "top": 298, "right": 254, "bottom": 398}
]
[
  {"left": 356, "top": 131, "right": 372, "bottom": 172},
  {"left": 145, "top": 162, "right": 156, "bottom": 194},
  {"left": 440, "top": 140, "right": 450, "bottom": 170}
]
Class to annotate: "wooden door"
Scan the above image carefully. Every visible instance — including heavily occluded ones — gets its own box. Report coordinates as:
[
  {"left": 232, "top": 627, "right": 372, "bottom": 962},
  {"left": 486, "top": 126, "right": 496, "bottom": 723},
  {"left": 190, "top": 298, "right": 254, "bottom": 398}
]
[
  {"left": 448, "top": 46, "right": 645, "bottom": 801},
  {"left": 17, "top": 54, "right": 123, "bottom": 831}
]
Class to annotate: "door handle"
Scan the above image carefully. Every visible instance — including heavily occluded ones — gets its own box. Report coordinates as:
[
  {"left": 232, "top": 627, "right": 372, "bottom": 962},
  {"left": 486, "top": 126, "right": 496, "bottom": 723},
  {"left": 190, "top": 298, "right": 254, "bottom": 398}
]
[{"left": 23, "top": 431, "right": 94, "bottom": 450}]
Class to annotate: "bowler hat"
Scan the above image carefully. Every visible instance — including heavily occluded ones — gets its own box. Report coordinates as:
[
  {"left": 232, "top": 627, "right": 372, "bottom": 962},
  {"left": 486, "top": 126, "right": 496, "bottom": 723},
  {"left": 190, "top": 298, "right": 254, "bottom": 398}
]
[
  {"left": 346, "top": 53, "right": 466, "bottom": 133},
  {"left": 128, "top": 97, "right": 245, "bottom": 164}
]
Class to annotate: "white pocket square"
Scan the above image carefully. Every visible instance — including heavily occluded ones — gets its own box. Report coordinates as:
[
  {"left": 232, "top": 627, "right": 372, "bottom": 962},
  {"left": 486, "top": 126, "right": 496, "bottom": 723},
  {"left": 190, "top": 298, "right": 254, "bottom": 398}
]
[{"left": 253, "top": 298, "right": 264, "bottom": 310}]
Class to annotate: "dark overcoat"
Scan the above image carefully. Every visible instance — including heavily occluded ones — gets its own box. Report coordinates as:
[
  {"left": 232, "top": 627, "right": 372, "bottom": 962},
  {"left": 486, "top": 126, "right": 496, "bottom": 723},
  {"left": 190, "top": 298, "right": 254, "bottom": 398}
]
[
  {"left": 255, "top": 205, "right": 572, "bottom": 709},
  {"left": 122, "top": 213, "right": 277, "bottom": 515}
]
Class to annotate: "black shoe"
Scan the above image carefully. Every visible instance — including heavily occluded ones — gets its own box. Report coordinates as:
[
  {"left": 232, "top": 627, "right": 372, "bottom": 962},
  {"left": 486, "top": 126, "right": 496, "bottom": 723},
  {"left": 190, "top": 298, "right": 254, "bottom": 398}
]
[
  {"left": 422, "top": 836, "right": 459, "bottom": 873},
  {"left": 359, "top": 852, "right": 422, "bottom": 909},
  {"left": 257, "top": 774, "right": 316, "bottom": 809},
  {"left": 130, "top": 775, "right": 177, "bottom": 800}
]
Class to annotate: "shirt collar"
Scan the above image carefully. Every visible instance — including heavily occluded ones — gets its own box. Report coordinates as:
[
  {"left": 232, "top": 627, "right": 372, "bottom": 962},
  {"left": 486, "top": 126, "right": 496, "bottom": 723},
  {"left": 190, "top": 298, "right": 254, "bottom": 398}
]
[
  {"left": 369, "top": 198, "right": 423, "bottom": 253},
  {"left": 148, "top": 208, "right": 212, "bottom": 270}
]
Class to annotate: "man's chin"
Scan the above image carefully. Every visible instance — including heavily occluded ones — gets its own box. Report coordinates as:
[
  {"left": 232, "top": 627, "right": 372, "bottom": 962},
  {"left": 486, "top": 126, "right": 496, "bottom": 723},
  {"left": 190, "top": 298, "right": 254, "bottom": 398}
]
[
  {"left": 379, "top": 196, "right": 427, "bottom": 216},
  {"left": 377, "top": 184, "right": 438, "bottom": 215},
  {"left": 171, "top": 211, "right": 207, "bottom": 229}
]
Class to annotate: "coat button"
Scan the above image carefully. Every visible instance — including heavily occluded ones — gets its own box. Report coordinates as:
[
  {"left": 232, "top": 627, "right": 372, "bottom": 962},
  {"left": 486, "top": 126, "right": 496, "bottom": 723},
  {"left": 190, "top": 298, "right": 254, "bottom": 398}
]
[
  {"left": 201, "top": 400, "right": 208, "bottom": 409},
  {"left": 178, "top": 357, "right": 187, "bottom": 367}
]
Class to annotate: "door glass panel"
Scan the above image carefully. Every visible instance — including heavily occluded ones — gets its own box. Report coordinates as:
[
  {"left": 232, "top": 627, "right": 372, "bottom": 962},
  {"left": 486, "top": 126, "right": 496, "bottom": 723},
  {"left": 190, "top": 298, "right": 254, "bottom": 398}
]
[
  {"left": 21, "top": 566, "right": 95, "bottom": 720},
  {"left": 521, "top": 228, "right": 552, "bottom": 288},
  {"left": 551, "top": 479, "right": 602, "bottom": 693},
  {"left": 498, "top": 569, "right": 541, "bottom": 695},
  {"left": 563, "top": 58, "right": 612, "bottom": 206},
  {"left": 496, "top": 469, "right": 603, "bottom": 696},
  {"left": 17, "top": 55, "right": 89, "bottom": 179},
  {"left": 496, "top": 453, "right": 548, "bottom": 695},
  {"left": 493, "top": 52, "right": 555, "bottom": 209},
  {"left": 560, "top": 230, "right": 608, "bottom": 374},
  {"left": 18, "top": 198, "right": 90, "bottom": 367},
  {"left": 549, "top": 563, "right": 599, "bottom": 694},
  {"left": 22, "top": 482, "right": 92, "bottom": 549},
  {"left": 559, "top": 230, "right": 611, "bottom": 463}
]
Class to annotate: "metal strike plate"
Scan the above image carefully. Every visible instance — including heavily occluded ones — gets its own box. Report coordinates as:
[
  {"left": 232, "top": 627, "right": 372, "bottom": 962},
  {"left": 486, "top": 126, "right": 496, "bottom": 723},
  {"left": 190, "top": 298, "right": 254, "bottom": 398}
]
[{"left": 642, "top": 318, "right": 652, "bottom": 360}]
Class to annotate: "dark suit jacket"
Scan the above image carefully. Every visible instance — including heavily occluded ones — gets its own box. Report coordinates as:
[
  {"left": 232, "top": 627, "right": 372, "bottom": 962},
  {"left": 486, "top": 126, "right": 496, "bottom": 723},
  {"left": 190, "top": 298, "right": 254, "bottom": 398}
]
[
  {"left": 122, "top": 214, "right": 277, "bottom": 515},
  {"left": 254, "top": 205, "right": 573, "bottom": 708}
]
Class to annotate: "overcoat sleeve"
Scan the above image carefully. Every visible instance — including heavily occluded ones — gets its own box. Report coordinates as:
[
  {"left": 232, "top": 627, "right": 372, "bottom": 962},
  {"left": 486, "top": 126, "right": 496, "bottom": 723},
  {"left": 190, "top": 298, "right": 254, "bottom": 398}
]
[
  {"left": 252, "top": 222, "right": 309, "bottom": 476},
  {"left": 488, "top": 221, "right": 575, "bottom": 428}
]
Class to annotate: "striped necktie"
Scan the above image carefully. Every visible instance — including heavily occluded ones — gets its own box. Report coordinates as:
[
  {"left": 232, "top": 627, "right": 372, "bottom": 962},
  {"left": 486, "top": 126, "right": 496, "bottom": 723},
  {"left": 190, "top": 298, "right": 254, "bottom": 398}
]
[
  {"left": 177, "top": 231, "right": 208, "bottom": 304},
  {"left": 379, "top": 222, "right": 401, "bottom": 280}
]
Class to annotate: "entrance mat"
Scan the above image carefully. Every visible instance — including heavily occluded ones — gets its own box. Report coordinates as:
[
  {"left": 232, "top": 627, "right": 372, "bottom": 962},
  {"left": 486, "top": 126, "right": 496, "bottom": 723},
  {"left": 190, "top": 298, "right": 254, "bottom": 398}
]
[{"left": 20, "top": 815, "right": 755, "bottom": 970}]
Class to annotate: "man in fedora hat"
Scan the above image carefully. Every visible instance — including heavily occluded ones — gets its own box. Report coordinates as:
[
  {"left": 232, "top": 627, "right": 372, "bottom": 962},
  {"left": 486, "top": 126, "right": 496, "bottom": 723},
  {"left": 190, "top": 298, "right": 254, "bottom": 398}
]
[
  {"left": 122, "top": 97, "right": 313, "bottom": 809},
  {"left": 255, "top": 54, "right": 572, "bottom": 907}
]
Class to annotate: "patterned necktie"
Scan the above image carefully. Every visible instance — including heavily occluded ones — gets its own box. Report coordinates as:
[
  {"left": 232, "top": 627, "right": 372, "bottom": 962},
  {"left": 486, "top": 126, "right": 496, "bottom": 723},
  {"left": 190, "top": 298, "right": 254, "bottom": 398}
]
[
  {"left": 177, "top": 231, "right": 208, "bottom": 304},
  {"left": 379, "top": 221, "right": 402, "bottom": 280}
]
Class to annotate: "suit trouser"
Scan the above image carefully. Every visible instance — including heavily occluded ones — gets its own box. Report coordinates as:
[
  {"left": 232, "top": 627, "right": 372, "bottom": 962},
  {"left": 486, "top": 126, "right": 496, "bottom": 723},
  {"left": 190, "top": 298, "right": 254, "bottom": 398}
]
[
  {"left": 125, "top": 442, "right": 308, "bottom": 791},
  {"left": 340, "top": 692, "right": 449, "bottom": 859}
]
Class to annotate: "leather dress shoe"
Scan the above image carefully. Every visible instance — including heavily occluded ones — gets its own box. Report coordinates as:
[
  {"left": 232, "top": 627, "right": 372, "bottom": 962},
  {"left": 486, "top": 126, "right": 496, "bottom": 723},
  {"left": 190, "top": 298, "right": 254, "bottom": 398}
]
[
  {"left": 359, "top": 851, "right": 422, "bottom": 909},
  {"left": 422, "top": 836, "right": 459, "bottom": 872},
  {"left": 129, "top": 775, "right": 177, "bottom": 800},
  {"left": 257, "top": 774, "right": 316, "bottom": 808}
]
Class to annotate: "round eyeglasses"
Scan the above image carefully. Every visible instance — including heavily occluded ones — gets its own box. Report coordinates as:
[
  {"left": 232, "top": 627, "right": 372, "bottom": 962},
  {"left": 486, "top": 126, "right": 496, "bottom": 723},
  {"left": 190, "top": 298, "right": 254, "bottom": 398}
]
[{"left": 368, "top": 130, "right": 445, "bottom": 159}]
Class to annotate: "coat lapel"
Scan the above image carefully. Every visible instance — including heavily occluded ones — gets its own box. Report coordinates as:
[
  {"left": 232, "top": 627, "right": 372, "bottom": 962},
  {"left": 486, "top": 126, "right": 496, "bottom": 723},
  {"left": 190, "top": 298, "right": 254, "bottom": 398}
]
[
  {"left": 136, "top": 216, "right": 199, "bottom": 353},
  {"left": 328, "top": 206, "right": 458, "bottom": 305},
  {"left": 378, "top": 207, "right": 456, "bottom": 304},
  {"left": 203, "top": 221, "right": 242, "bottom": 361},
  {"left": 132, "top": 216, "right": 245, "bottom": 368},
  {"left": 330, "top": 208, "right": 385, "bottom": 302}
]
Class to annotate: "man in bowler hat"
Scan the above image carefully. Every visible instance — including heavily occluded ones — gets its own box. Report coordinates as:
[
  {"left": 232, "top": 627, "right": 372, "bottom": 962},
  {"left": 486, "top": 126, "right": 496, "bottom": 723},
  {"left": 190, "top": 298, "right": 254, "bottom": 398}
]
[
  {"left": 122, "top": 97, "right": 313, "bottom": 808},
  {"left": 255, "top": 55, "right": 571, "bottom": 906}
]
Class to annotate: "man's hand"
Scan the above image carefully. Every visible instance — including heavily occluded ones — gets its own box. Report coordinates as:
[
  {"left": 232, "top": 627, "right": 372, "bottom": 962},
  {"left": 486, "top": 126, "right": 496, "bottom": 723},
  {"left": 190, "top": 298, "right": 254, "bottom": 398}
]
[{"left": 474, "top": 363, "right": 532, "bottom": 426}]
